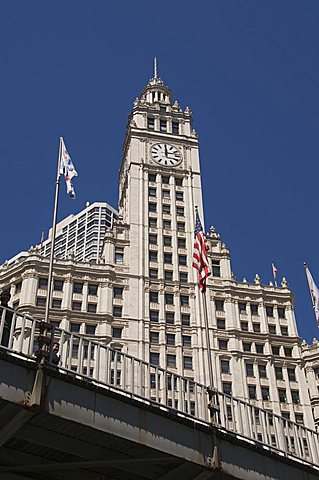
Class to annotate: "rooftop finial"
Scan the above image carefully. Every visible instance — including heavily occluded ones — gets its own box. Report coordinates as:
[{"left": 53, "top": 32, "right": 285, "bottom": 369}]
[{"left": 154, "top": 57, "right": 158, "bottom": 79}]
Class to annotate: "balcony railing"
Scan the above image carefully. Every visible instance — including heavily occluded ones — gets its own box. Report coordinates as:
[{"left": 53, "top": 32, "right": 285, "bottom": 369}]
[{"left": 1, "top": 305, "right": 319, "bottom": 469}]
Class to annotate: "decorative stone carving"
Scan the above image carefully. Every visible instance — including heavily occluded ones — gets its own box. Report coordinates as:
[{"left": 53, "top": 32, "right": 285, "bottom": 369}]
[
  {"left": 281, "top": 277, "right": 288, "bottom": 287},
  {"left": 254, "top": 274, "right": 261, "bottom": 284}
]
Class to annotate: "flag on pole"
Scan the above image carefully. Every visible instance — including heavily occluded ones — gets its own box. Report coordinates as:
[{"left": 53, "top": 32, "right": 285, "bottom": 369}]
[
  {"left": 40, "top": 229, "right": 44, "bottom": 248},
  {"left": 192, "top": 210, "right": 211, "bottom": 293},
  {"left": 59, "top": 137, "right": 78, "bottom": 198},
  {"left": 305, "top": 264, "right": 319, "bottom": 327},
  {"left": 272, "top": 262, "right": 278, "bottom": 280}
]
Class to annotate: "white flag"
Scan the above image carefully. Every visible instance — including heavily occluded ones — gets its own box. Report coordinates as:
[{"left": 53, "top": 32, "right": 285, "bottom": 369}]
[
  {"left": 59, "top": 137, "right": 78, "bottom": 198},
  {"left": 305, "top": 266, "right": 319, "bottom": 327}
]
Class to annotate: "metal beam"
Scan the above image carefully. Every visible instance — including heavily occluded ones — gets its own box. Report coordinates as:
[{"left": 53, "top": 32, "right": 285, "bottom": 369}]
[
  {"left": 157, "top": 463, "right": 207, "bottom": 480},
  {"left": 0, "top": 405, "right": 37, "bottom": 447}
]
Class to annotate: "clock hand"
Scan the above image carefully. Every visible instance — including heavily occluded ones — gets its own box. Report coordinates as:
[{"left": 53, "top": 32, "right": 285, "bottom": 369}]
[{"left": 164, "top": 145, "right": 168, "bottom": 157}]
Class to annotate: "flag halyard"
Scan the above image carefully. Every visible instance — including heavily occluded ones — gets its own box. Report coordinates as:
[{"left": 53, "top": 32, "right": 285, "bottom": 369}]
[
  {"left": 59, "top": 137, "right": 78, "bottom": 198},
  {"left": 192, "top": 210, "right": 211, "bottom": 293}
]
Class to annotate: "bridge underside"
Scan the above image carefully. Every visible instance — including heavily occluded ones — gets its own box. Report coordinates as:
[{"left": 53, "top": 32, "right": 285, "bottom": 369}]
[
  {"left": 0, "top": 400, "right": 217, "bottom": 480},
  {"left": 0, "top": 354, "right": 318, "bottom": 480}
]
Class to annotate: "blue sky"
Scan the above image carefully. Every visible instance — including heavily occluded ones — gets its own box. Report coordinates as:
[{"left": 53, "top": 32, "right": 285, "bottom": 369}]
[{"left": 0, "top": 1, "right": 319, "bottom": 342}]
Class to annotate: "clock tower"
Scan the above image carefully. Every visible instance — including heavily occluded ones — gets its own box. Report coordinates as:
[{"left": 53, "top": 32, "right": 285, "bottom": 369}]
[{"left": 104, "top": 60, "right": 213, "bottom": 385}]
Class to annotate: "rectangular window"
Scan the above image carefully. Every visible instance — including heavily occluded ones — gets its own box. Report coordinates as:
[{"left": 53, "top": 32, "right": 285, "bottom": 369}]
[
  {"left": 246, "top": 363, "right": 254, "bottom": 377},
  {"left": 172, "top": 121, "right": 179, "bottom": 134},
  {"left": 261, "top": 387, "right": 270, "bottom": 401},
  {"left": 165, "top": 293, "right": 174, "bottom": 305},
  {"left": 181, "top": 314, "right": 190, "bottom": 326},
  {"left": 178, "top": 255, "right": 187, "bottom": 266},
  {"left": 73, "top": 282, "right": 83, "bottom": 294},
  {"left": 177, "top": 237, "right": 186, "bottom": 249},
  {"left": 175, "top": 177, "right": 183, "bottom": 186},
  {"left": 160, "top": 119, "right": 167, "bottom": 132},
  {"left": 162, "top": 189, "right": 170, "bottom": 199},
  {"left": 218, "top": 339, "right": 228, "bottom": 351},
  {"left": 176, "top": 206, "right": 184, "bottom": 216},
  {"left": 163, "top": 220, "right": 171, "bottom": 230},
  {"left": 112, "top": 327, "right": 123, "bottom": 338},
  {"left": 217, "top": 318, "right": 226, "bottom": 329},
  {"left": 150, "top": 352, "right": 159, "bottom": 366},
  {"left": 162, "top": 204, "right": 171, "bottom": 214},
  {"left": 150, "top": 310, "right": 159, "bottom": 322},
  {"left": 253, "top": 323, "right": 261, "bottom": 333},
  {"left": 72, "top": 301, "right": 82, "bottom": 311},
  {"left": 164, "top": 236, "right": 172, "bottom": 246},
  {"left": 183, "top": 356, "right": 193, "bottom": 369},
  {"left": 54, "top": 279, "right": 64, "bottom": 291},
  {"left": 278, "top": 307, "right": 286, "bottom": 319},
  {"left": 275, "top": 366, "right": 283, "bottom": 380},
  {"left": 167, "top": 334, "right": 175, "bottom": 345},
  {"left": 180, "top": 295, "right": 189, "bottom": 306},
  {"left": 52, "top": 298, "right": 62, "bottom": 309},
  {"left": 250, "top": 304, "right": 259, "bottom": 315},
  {"left": 162, "top": 176, "right": 170, "bottom": 184},
  {"left": 149, "top": 251, "right": 158, "bottom": 263},
  {"left": 248, "top": 385, "right": 257, "bottom": 400},
  {"left": 149, "top": 234, "right": 157, "bottom": 245},
  {"left": 223, "top": 382, "right": 232, "bottom": 395},
  {"left": 284, "top": 347, "right": 292, "bottom": 357},
  {"left": 278, "top": 389, "right": 287, "bottom": 403},
  {"left": 287, "top": 368, "right": 296, "bottom": 381},
  {"left": 166, "top": 312, "right": 175, "bottom": 324},
  {"left": 147, "top": 117, "right": 155, "bottom": 129},
  {"left": 113, "top": 306, "right": 122, "bottom": 317},
  {"left": 167, "top": 354, "right": 176, "bottom": 368},
  {"left": 149, "top": 218, "right": 157, "bottom": 228},
  {"left": 266, "top": 306, "right": 274, "bottom": 317},
  {"left": 269, "top": 325, "right": 276, "bottom": 334},
  {"left": 36, "top": 297, "right": 46, "bottom": 307},
  {"left": 176, "top": 191, "right": 183, "bottom": 201},
  {"left": 177, "top": 222, "right": 185, "bottom": 232},
  {"left": 212, "top": 259, "right": 221, "bottom": 277},
  {"left": 241, "top": 322, "right": 249, "bottom": 331},
  {"left": 113, "top": 287, "right": 123, "bottom": 299},
  {"left": 220, "top": 359, "right": 230, "bottom": 374},
  {"left": 149, "top": 269, "right": 158, "bottom": 279},
  {"left": 295, "top": 413, "right": 304, "bottom": 425},
  {"left": 150, "top": 291, "right": 159, "bottom": 303},
  {"left": 256, "top": 344, "right": 264, "bottom": 354},
  {"left": 164, "top": 253, "right": 172, "bottom": 264},
  {"left": 179, "top": 272, "right": 188, "bottom": 283},
  {"left": 291, "top": 390, "right": 300, "bottom": 404},
  {"left": 182, "top": 335, "right": 191, "bottom": 347},
  {"left": 164, "top": 270, "right": 173, "bottom": 281},
  {"left": 38, "top": 278, "right": 48, "bottom": 290},
  {"left": 149, "top": 173, "right": 156, "bottom": 182},
  {"left": 215, "top": 299, "right": 224, "bottom": 311},
  {"left": 258, "top": 364, "right": 267, "bottom": 378},
  {"left": 243, "top": 342, "right": 252, "bottom": 352},
  {"left": 149, "top": 203, "right": 157, "bottom": 213},
  {"left": 70, "top": 322, "right": 80, "bottom": 332},
  {"left": 88, "top": 284, "right": 98, "bottom": 296},
  {"left": 149, "top": 187, "right": 157, "bottom": 197},
  {"left": 281, "top": 326, "right": 288, "bottom": 336},
  {"left": 150, "top": 331, "right": 159, "bottom": 344},
  {"left": 86, "top": 324, "right": 96, "bottom": 335},
  {"left": 115, "top": 247, "right": 124, "bottom": 264},
  {"left": 238, "top": 302, "right": 246, "bottom": 313},
  {"left": 272, "top": 345, "right": 280, "bottom": 355}
]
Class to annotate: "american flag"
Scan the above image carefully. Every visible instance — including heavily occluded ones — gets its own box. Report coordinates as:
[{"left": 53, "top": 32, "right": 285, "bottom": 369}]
[
  {"left": 192, "top": 210, "right": 211, "bottom": 293},
  {"left": 59, "top": 137, "right": 78, "bottom": 198},
  {"left": 272, "top": 262, "right": 278, "bottom": 280}
]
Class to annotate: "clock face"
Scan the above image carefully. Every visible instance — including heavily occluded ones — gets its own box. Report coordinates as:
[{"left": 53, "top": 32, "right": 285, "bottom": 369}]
[{"left": 150, "top": 143, "right": 182, "bottom": 166}]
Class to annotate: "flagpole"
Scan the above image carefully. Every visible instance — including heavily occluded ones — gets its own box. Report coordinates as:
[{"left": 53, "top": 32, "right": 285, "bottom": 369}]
[
  {"left": 44, "top": 138, "right": 63, "bottom": 325},
  {"left": 202, "top": 290, "right": 214, "bottom": 389}
]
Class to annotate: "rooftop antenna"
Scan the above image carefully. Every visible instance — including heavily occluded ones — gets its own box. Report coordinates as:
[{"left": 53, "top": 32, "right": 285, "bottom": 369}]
[{"left": 154, "top": 57, "right": 158, "bottom": 79}]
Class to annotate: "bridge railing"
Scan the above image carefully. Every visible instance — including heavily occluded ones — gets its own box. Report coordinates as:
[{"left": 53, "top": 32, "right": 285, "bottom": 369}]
[{"left": 1, "top": 306, "right": 319, "bottom": 468}]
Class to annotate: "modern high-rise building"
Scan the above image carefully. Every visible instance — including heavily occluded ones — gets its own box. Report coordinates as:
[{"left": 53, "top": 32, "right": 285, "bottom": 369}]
[
  {"left": 1, "top": 66, "right": 319, "bottom": 430},
  {"left": 40, "top": 201, "right": 118, "bottom": 263}
]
